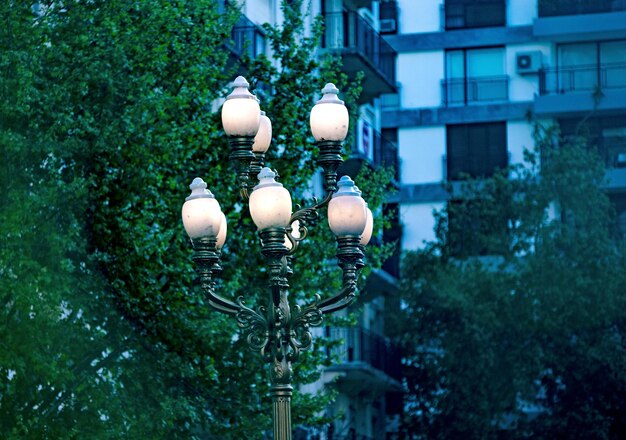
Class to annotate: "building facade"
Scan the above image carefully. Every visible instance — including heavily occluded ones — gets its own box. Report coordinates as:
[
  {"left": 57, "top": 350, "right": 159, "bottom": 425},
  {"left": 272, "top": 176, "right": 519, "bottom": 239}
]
[
  {"left": 382, "top": 0, "right": 626, "bottom": 255},
  {"left": 228, "top": 0, "right": 626, "bottom": 437},
  {"left": 230, "top": 1, "right": 402, "bottom": 439}
]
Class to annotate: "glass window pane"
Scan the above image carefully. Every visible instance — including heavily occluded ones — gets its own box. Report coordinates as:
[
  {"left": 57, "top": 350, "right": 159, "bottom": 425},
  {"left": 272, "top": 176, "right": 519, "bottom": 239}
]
[
  {"left": 447, "top": 50, "right": 465, "bottom": 78},
  {"left": 467, "top": 48, "right": 504, "bottom": 77},
  {"left": 601, "top": 40, "right": 626, "bottom": 88},
  {"left": 600, "top": 40, "right": 626, "bottom": 64},
  {"left": 558, "top": 43, "right": 598, "bottom": 91},
  {"left": 559, "top": 43, "right": 597, "bottom": 66}
]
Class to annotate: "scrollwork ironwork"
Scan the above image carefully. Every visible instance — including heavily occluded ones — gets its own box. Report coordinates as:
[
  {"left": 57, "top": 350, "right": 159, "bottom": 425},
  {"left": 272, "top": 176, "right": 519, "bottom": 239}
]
[{"left": 186, "top": 128, "right": 370, "bottom": 440}]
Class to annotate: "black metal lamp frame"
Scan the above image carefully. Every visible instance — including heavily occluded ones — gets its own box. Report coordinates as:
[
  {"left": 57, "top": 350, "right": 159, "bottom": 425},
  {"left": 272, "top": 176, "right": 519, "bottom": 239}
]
[{"left": 188, "top": 136, "right": 365, "bottom": 440}]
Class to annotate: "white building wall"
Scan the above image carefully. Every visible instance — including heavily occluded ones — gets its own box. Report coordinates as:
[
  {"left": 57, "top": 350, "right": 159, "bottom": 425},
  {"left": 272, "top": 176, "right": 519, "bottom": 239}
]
[
  {"left": 244, "top": 0, "right": 274, "bottom": 25},
  {"left": 399, "top": 126, "right": 446, "bottom": 184},
  {"left": 401, "top": 203, "right": 444, "bottom": 250},
  {"left": 397, "top": 0, "right": 443, "bottom": 34},
  {"left": 507, "top": 0, "right": 538, "bottom": 26},
  {"left": 398, "top": 51, "right": 444, "bottom": 108},
  {"left": 506, "top": 43, "right": 552, "bottom": 101},
  {"left": 507, "top": 121, "right": 536, "bottom": 166}
]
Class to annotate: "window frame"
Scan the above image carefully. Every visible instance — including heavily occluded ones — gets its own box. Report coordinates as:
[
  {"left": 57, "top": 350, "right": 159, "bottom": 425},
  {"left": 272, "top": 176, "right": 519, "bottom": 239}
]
[{"left": 446, "top": 121, "right": 508, "bottom": 181}]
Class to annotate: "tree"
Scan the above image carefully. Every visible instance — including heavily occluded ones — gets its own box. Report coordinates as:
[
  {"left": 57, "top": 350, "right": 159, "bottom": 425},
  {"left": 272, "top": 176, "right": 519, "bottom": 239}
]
[
  {"left": 0, "top": 1, "right": 390, "bottom": 438},
  {"left": 393, "top": 125, "right": 626, "bottom": 439}
]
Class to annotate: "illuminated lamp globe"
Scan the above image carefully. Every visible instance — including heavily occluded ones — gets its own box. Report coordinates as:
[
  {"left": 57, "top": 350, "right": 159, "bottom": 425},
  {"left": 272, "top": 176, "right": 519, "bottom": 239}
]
[
  {"left": 252, "top": 111, "right": 272, "bottom": 153},
  {"left": 221, "top": 76, "right": 261, "bottom": 137},
  {"left": 284, "top": 220, "right": 301, "bottom": 250},
  {"left": 309, "top": 83, "right": 349, "bottom": 142},
  {"left": 327, "top": 176, "right": 367, "bottom": 237},
  {"left": 216, "top": 212, "right": 228, "bottom": 250},
  {"left": 181, "top": 178, "right": 223, "bottom": 240},
  {"left": 249, "top": 168, "right": 293, "bottom": 230},
  {"left": 360, "top": 206, "right": 374, "bottom": 246}
]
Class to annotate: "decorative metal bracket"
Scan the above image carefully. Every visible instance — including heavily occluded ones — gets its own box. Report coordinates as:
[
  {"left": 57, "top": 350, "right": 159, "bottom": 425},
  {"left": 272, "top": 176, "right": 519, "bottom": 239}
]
[
  {"left": 190, "top": 133, "right": 366, "bottom": 440},
  {"left": 228, "top": 135, "right": 256, "bottom": 198}
]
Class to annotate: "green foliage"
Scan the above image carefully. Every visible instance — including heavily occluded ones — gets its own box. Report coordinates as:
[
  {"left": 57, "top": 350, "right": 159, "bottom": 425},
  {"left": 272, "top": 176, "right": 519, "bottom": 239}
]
[
  {"left": 394, "top": 125, "right": 626, "bottom": 439},
  {"left": 0, "top": 0, "right": 390, "bottom": 438}
]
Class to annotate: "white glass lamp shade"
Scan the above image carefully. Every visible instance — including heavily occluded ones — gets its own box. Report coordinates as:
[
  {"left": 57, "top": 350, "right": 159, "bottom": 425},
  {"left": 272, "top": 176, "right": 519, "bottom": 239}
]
[
  {"left": 249, "top": 167, "right": 293, "bottom": 230},
  {"left": 284, "top": 220, "right": 301, "bottom": 250},
  {"left": 360, "top": 206, "right": 374, "bottom": 246},
  {"left": 328, "top": 176, "right": 367, "bottom": 237},
  {"left": 221, "top": 76, "right": 261, "bottom": 137},
  {"left": 216, "top": 212, "right": 228, "bottom": 249},
  {"left": 182, "top": 178, "right": 223, "bottom": 240},
  {"left": 252, "top": 111, "right": 272, "bottom": 153},
  {"left": 310, "top": 83, "right": 349, "bottom": 142}
]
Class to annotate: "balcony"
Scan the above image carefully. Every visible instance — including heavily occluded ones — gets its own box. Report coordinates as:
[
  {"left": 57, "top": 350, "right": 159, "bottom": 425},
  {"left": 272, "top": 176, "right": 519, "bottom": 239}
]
[
  {"left": 373, "top": 130, "right": 400, "bottom": 181},
  {"left": 443, "top": 0, "right": 506, "bottom": 30},
  {"left": 539, "top": 63, "right": 626, "bottom": 95},
  {"left": 326, "top": 326, "right": 402, "bottom": 393},
  {"left": 344, "top": 0, "right": 375, "bottom": 10},
  {"left": 323, "top": 11, "right": 397, "bottom": 102},
  {"left": 538, "top": 0, "right": 626, "bottom": 17},
  {"left": 442, "top": 76, "right": 509, "bottom": 106},
  {"left": 339, "top": 127, "right": 400, "bottom": 186},
  {"left": 226, "top": 14, "right": 266, "bottom": 64},
  {"left": 536, "top": 64, "right": 626, "bottom": 116}
]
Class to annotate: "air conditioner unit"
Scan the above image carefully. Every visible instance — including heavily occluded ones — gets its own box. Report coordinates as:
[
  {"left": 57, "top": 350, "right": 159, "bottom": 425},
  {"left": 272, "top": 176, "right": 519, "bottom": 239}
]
[
  {"left": 516, "top": 51, "right": 543, "bottom": 75},
  {"left": 380, "top": 18, "right": 397, "bottom": 33}
]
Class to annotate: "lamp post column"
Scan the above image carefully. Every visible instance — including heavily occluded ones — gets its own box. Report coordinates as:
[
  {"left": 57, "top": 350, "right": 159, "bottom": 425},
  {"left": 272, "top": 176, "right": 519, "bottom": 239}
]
[
  {"left": 270, "top": 367, "right": 293, "bottom": 440},
  {"left": 183, "top": 79, "right": 371, "bottom": 440}
]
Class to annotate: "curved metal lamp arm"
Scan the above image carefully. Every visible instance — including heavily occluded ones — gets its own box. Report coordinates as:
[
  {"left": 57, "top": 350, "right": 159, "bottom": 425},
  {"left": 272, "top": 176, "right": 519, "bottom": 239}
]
[
  {"left": 192, "top": 238, "right": 241, "bottom": 316},
  {"left": 318, "top": 236, "right": 364, "bottom": 314},
  {"left": 205, "top": 289, "right": 241, "bottom": 316},
  {"left": 318, "top": 281, "right": 358, "bottom": 315}
]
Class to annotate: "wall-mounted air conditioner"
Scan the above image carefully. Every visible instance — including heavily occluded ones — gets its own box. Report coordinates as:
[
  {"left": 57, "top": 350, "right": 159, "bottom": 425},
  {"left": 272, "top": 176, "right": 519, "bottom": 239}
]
[
  {"left": 380, "top": 19, "right": 397, "bottom": 33},
  {"left": 516, "top": 51, "right": 543, "bottom": 75},
  {"left": 380, "top": 0, "right": 399, "bottom": 34}
]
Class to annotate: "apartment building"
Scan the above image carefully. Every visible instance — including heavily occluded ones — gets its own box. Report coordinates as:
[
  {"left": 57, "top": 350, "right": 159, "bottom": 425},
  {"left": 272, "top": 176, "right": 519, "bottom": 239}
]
[
  {"left": 228, "top": 1, "right": 402, "bottom": 439},
  {"left": 381, "top": 0, "right": 626, "bottom": 253}
]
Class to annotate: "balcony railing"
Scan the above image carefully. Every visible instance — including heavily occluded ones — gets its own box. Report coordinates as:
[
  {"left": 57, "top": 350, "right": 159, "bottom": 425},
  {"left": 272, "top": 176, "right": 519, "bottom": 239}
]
[
  {"left": 443, "top": 1, "right": 506, "bottom": 30},
  {"left": 229, "top": 14, "right": 265, "bottom": 61},
  {"left": 323, "top": 11, "right": 396, "bottom": 90},
  {"left": 538, "top": 0, "right": 626, "bottom": 17},
  {"left": 328, "top": 326, "right": 402, "bottom": 381},
  {"left": 539, "top": 63, "right": 626, "bottom": 95},
  {"left": 442, "top": 76, "right": 509, "bottom": 106}
]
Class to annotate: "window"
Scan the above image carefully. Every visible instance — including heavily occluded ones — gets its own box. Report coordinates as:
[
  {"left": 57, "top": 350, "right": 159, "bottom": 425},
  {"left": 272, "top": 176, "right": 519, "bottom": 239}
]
[
  {"left": 447, "top": 199, "right": 490, "bottom": 257},
  {"left": 446, "top": 122, "right": 508, "bottom": 180},
  {"left": 538, "top": 0, "right": 626, "bottom": 18},
  {"left": 550, "top": 40, "right": 626, "bottom": 93},
  {"left": 558, "top": 116, "right": 626, "bottom": 168},
  {"left": 443, "top": 47, "right": 508, "bottom": 105},
  {"left": 445, "top": 0, "right": 506, "bottom": 30}
]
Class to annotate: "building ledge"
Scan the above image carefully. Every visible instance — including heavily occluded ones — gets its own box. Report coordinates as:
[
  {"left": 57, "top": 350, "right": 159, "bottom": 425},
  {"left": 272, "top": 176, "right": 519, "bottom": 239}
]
[
  {"left": 326, "top": 362, "right": 403, "bottom": 395},
  {"left": 605, "top": 168, "right": 626, "bottom": 193},
  {"left": 382, "top": 101, "right": 532, "bottom": 128},
  {"left": 385, "top": 25, "right": 532, "bottom": 52},
  {"left": 534, "top": 10, "right": 626, "bottom": 42},
  {"left": 534, "top": 88, "right": 626, "bottom": 117},
  {"left": 363, "top": 268, "right": 399, "bottom": 299},
  {"left": 401, "top": 183, "right": 449, "bottom": 203}
]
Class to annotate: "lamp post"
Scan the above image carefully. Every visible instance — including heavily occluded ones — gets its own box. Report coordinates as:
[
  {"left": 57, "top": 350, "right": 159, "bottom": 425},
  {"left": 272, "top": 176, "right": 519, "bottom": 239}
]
[{"left": 181, "top": 76, "right": 370, "bottom": 440}]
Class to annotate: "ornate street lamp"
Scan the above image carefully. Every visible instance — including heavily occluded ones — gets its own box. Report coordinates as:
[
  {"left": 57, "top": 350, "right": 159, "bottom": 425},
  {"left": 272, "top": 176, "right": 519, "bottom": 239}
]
[{"left": 182, "top": 76, "right": 370, "bottom": 440}]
